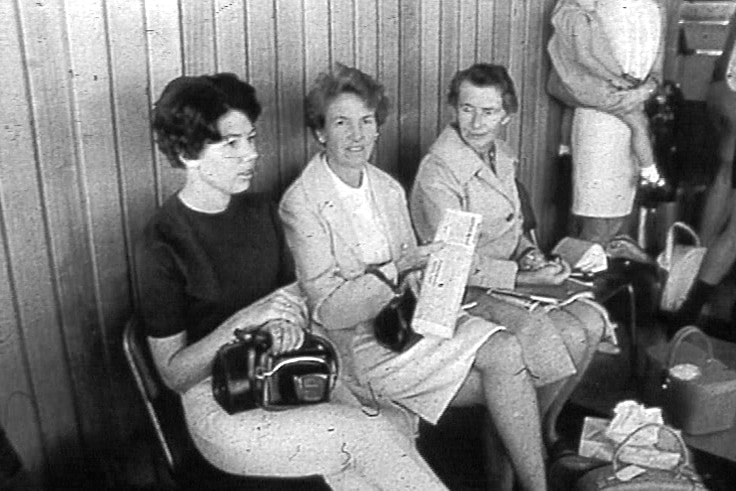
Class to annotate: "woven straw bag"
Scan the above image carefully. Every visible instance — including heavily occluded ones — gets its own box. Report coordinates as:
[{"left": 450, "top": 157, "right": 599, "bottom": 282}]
[
  {"left": 657, "top": 222, "right": 706, "bottom": 312},
  {"left": 662, "top": 326, "right": 736, "bottom": 435}
]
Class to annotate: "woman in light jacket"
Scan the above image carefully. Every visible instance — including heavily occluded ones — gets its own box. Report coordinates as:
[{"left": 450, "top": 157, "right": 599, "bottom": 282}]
[
  {"left": 410, "top": 63, "right": 605, "bottom": 451},
  {"left": 280, "top": 64, "right": 548, "bottom": 491}
]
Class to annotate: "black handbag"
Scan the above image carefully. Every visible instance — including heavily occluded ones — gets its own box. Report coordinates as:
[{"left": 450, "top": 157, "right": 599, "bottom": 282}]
[
  {"left": 373, "top": 288, "right": 422, "bottom": 352},
  {"left": 212, "top": 328, "right": 338, "bottom": 415}
]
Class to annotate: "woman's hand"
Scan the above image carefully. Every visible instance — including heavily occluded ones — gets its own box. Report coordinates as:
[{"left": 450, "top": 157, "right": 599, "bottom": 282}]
[
  {"left": 518, "top": 248, "right": 548, "bottom": 271},
  {"left": 262, "top": 320, "right": 305, "bottom": 354},
  {"left": 395, "top": 242, "right": 444, "bottom": 276},
  {"left": 516, "top": 259, "right": 571, "bottom": 286}
]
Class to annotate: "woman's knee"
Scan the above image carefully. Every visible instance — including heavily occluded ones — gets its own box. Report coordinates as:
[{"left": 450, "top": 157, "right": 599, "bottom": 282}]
[{"left": 474, "top": 330, "right": 526, "bottom": 375}]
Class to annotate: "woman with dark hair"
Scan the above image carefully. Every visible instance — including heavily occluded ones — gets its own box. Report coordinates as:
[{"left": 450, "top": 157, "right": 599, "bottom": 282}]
[
  {"left": 280, "top": 64, "right": 548, "bottom": 491},
  {"left": 410, "top": 62, "right": 605, "bottom": 456},
  {"left": 136, "top": 72, "right": 447, "bottom": 490}
]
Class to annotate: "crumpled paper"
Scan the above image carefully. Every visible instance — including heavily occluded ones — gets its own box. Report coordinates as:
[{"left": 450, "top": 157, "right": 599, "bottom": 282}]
[{"left": 605, "top": 400, "right": 663, "bottom": 445}]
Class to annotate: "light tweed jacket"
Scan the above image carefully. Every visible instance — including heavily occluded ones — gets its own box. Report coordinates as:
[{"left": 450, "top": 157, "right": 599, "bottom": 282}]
[{"left": 278, "top": 154, "right": 419, "bottom": 383}]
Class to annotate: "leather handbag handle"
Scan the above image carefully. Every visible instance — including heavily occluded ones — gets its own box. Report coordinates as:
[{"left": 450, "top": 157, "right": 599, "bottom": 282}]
[
  {"left": 667, "top": 325, "right": 714, "bottom": 370},
  {"left": 611, "top": 422, "right": 690, "bottom": 474}
]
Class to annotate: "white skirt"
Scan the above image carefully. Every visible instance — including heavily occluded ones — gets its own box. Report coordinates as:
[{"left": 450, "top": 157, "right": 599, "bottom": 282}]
[
  {"left": 351, "top": 315, "right": 504, "bottom": 424},
  {"left": 572, "top": 107, "right": 638, "bottom": 217}
]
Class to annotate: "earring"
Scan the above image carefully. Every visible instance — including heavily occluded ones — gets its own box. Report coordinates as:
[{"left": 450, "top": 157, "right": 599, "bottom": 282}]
[{"left": 317, "top": 136, "right": 326, "bottom": 144}]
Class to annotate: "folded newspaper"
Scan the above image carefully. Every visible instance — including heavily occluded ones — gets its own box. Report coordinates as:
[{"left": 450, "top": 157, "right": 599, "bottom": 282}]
[{"left": 412, "top": 209, "right": 482, "bottom": 338}]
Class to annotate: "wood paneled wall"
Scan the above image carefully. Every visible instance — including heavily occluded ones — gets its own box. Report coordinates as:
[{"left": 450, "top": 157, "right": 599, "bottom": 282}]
[{"left": 0, "top": 0, "right": 567, "bottom": 487}]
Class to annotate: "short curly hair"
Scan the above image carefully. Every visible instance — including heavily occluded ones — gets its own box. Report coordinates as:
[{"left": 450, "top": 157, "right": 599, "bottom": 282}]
[
  {"left": 304, "top": 63, "right": 390, "bottom": 136},
  {"left": 447, "top": 64, "right": 519, "bottom": 114},
  {"left": 152, "top": 73, "right": 262, "bottom": 168}
]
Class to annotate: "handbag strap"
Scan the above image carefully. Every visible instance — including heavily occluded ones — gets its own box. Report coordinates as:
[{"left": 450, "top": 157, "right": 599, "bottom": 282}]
[
  {"left": 611, "top": 422, "right": 691, "bottom": 474},
  {"left": 667, "top": 325, "right": 714, "bottom": 370},
  {"left": 663, "top": 222, "right": 701, "bottom": 269}
]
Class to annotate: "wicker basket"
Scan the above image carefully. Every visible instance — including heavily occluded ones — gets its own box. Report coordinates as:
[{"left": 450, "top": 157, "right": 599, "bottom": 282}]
[
  {"left": 661, "top": 326, "right": 736, "bottom": 435},
  {"left": 656, "top": 222, "right": 706, "bottom": 312}
]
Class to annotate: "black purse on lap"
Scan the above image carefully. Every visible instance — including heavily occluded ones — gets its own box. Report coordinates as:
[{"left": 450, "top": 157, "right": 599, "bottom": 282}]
[
  {"left": 373, "top": 288, "right": 422, "bottom": 352},
  {"left": 212, "top": 327, "right": 338, "bottom": 414}
]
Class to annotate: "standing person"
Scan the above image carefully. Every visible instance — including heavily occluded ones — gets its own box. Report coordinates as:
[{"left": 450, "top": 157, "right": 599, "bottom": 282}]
[
  {"left": 547, "top": 0, "right": 665, "bottom": 245},
  {"left": 676, "top": 9, "right": 736, "bottom": 328},
  {"left": 280, "top": 63, "right": 549, "bottom": 491},
  {"left": 410, "top": 63, "right": 605, "bottom": 451},
  {"left": 136, "top": 72, "right": 447, "bottom": 490}
]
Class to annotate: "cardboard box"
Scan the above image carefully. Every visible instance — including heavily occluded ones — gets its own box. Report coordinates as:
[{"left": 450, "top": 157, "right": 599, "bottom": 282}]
[{"left": 578, "top": 417, "right": 617, "bottom": 461}]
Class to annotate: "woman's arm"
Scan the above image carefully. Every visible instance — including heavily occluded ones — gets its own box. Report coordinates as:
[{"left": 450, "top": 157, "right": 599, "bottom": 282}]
[
  {"left": 410, "top": 157, "right": 519, "bottom": 290},
  {"left": 548, "top": 2, "right": 658, "bottom": 115},
  {"left": 279, "top": 188, "right": 398, "bottom": 329},
  {"left": 148, "top": 288, "right": 307, "bottom": 393}
]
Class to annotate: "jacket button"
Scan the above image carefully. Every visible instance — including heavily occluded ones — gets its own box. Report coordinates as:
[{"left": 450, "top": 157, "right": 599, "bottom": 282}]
[{"left": 506, "top": 213, "right": 514, "bottom": 222}]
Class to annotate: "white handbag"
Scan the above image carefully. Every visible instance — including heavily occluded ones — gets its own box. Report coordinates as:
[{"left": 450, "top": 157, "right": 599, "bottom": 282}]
[{"left": 656, "top": 222, "right": 707, "bottom": 312}]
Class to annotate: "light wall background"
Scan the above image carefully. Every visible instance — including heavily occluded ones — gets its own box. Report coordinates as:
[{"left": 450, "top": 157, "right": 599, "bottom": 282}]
[{"left": 0, "top": 0, "right": 619, "bottom": 487}]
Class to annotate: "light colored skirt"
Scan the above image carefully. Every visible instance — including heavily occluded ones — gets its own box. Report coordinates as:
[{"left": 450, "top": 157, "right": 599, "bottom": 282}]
[
  {"left": 182, "top": 378, "right": 447, "bottom": 490},
  {"left": 351, "top": 315, "right": 504, "bottom": 424},
  {"left": 572, "top": 107, "right": 638, "bottom": 218}
]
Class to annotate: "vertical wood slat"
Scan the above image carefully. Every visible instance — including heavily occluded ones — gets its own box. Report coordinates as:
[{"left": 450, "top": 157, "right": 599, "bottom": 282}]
[
  {"left": 419, "top": 0, "right": 442, "bottom": 156},
  {"left": 64, "top": 0, "right": 130, "bottom": 451},
  {"left": 376, "top": 0, "right": 400, "bottom": 177},
  {"left": 477, "top": 0, "right": 496, "bottom": 61},
  {"left": 439, "top": 0, "right": 460, "bottom": 128},
  {"left": 398, "top": 0, "right": 422, "bottom": 186},
  {"left": 458, "top": 0, "right": 478, "bottom": 69},
  {"left": 25, "top": 0, "right": 114, "bottom": 472},
  {"left": 330, "top": 0, "right": 355, "bottom": 67},
  {"left": 181, "top": 0, "right": 216, "bottom": 75},
  {"left": 144, "top": 0, "right": 184, "bottom": 204},
  {"left": 214, "top": 0, "right": 247, "bottom": 76},
  {"left": 275, "top": 0, "right": 307, "bottom": 190},
  {"left": 0, "top": 245, "right": 46, "bottom": 491},
  {"left": 0, "top": 7, "right": 48, "bottom": 478},
  {"left": 106, "top": 0, "right": 159, "bottom": 288},
  {"left": 245, "top": 0, "right": 279, "bottom": 194},
  {"left": 12, "top": 0, "right": 91, "bottom": 483},
  {"left": 0, "top": 2, "right": 569, "bottom": 487},
  {"left": 355, "top": 0, "right": 378, "bottom": 76},
  {"left": 104, "top": 0, "right": 157, "bottom": 440},
  {"left": 303, "top": 0, "right": 331, "bottom": 163}
]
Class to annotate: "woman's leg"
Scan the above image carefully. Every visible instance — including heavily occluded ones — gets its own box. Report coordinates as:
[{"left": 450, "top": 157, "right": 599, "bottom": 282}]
[
  {"left": 540, "top": 306, "right": 605, "bottom": 446},
  {"left": 678, "top": 196, "right": 736, "bottom": 324},
  {"left": 184, "top": 381, "right": 447, "bottom": 490},
  {"left": 577, "top": 215, "right": 627, "bottom": 245},
  {"left": 699, "top": 155, "right": 733, "bottom": 247},
  {"left": 452, "top": 329, "right": 547, "bottom": 491}
]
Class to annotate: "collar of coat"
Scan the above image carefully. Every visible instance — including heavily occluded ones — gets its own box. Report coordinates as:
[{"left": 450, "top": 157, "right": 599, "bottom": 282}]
[
  {"left": 291, "top": 152, "right": 408, "bottom": 260},
  {"left": 428, "top": 124, "right": 518, "bottom": 188}
]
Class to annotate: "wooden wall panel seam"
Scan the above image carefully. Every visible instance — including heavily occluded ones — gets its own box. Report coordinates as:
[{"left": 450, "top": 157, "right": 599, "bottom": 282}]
[{"left": 10, "top": 0, "right": 86, "bottom": 477}]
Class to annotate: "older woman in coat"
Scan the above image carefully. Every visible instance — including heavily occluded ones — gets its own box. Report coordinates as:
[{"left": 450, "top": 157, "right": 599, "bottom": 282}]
[{"left": 410, "top": 64, "right": 605, "bottom": 451}]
